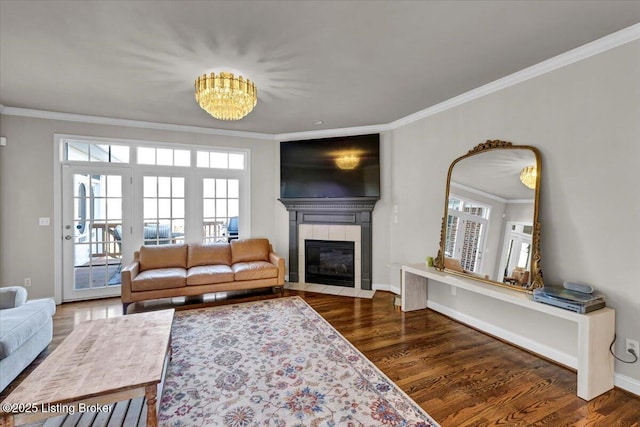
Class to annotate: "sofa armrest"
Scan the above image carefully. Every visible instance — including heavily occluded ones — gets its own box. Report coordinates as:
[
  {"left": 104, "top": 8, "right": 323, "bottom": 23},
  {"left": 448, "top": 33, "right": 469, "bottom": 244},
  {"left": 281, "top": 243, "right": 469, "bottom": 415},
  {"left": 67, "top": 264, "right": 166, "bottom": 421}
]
[
  {"left": 120, "top": 261, "right": 140, "bottom": 303},
  {"left": 269, "top": 252, "right": 285, "bottom": 285},
  {"left": 0, "top": 286, "right": 28, "bottom": 309}
]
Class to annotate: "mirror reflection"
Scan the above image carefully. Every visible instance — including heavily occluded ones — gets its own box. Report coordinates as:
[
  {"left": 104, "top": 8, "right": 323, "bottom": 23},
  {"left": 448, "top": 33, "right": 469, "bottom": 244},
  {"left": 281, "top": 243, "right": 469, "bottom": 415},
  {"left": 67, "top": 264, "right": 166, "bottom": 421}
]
[{"left": 436, "top": 141, "right": 543, "bottom": 292}]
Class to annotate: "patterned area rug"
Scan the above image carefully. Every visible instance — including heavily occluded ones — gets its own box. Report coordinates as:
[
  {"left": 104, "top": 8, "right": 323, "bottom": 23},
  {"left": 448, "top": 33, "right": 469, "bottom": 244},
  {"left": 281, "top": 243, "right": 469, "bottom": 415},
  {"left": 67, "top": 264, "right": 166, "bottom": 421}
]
[{"left": 160, "top": 296, "right": 439, "bottom": 426}]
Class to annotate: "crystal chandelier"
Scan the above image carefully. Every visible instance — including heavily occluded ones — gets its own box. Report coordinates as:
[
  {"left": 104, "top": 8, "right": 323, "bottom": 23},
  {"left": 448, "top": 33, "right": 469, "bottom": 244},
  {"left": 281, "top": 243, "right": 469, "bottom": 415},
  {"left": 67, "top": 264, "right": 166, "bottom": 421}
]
[
  {"left": 335, "top": 154, "right": 360, "bottom": 170},
  {"left": 520, "top": 166, "right": 537, "bottom": 189},
  {"left": 195, "top": 72, "right": 257, "bottom": 121}
]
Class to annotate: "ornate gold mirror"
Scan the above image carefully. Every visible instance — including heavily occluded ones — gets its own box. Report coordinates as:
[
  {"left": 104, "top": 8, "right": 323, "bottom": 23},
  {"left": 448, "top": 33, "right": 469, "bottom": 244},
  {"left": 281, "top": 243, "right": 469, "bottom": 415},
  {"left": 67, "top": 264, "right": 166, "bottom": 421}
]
[{"left": 434, "top": 140, "right": 543, "bottom": 292}]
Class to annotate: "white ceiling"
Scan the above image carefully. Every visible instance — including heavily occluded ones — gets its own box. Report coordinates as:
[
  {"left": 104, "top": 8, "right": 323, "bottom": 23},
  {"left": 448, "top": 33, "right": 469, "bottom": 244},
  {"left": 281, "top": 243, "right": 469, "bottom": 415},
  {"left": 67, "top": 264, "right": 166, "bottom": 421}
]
[{"left": 1, "top": 1, "right": 640, "bottom": 135}]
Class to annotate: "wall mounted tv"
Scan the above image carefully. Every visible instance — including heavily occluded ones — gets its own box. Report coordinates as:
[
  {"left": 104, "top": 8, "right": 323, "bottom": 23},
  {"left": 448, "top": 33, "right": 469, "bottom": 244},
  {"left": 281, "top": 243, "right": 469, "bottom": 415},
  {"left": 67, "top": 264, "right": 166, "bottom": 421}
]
[{"left": 280, "top": 134, "right": 380, "bottom": 199}]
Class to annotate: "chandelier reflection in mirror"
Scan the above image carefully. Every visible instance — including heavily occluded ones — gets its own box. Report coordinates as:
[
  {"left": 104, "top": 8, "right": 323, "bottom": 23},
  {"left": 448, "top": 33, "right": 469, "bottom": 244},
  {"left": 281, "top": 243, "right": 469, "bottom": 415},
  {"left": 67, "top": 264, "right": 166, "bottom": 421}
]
[
  {"left": 335, "top": 154, "right": 360, "bottom": 170},
  {"left": 520, "top": 166, "right": 537, "bottom": 189},
  {"left": 195, "top": 72, "right": 257, "bottom": 121}
]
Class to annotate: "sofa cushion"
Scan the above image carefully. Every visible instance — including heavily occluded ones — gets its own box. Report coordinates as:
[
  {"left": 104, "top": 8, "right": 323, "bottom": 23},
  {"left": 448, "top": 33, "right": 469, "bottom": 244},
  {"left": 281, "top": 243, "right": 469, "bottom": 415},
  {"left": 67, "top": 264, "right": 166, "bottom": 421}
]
[
  {"left": 232, "top": 261, "right": 278, "bottom": 281},
  {"left": 139, "top": 244, "right": 187, "bottom": 271},
  {"left": 187, "top": 265, "right": 235, "bottom": 286},
  {"left": 0, "top": 286, "right": 28, "bottom": 309},
  {"left": 0, "top": 299, "right": 56, "bottom": 360},
  {"left": 131, "top": 268, "right": 187, "bottom": 291},
  {"left": 187, "top": 244, "right": 232, "bottom": 268},
  {"left": 230, "top": 239, "right": 270, "bottom": 264}
]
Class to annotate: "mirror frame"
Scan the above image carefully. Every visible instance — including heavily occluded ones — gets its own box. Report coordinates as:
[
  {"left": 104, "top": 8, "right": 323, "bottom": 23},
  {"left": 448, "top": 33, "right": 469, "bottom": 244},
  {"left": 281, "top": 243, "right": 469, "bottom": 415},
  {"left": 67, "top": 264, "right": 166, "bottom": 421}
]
[{"left": 434, "top": 140, "right": 544, "bottom": 293}]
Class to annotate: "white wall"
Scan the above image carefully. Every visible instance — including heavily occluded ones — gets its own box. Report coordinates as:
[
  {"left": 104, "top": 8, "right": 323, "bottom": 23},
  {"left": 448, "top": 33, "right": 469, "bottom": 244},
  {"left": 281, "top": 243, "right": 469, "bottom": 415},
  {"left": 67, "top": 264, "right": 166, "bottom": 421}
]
[
  {"left": 0, "top": 116, "right": 280, "bottom": 299},
  {"left": 388, "top": 40, "right": 640, "bottom": 385}
]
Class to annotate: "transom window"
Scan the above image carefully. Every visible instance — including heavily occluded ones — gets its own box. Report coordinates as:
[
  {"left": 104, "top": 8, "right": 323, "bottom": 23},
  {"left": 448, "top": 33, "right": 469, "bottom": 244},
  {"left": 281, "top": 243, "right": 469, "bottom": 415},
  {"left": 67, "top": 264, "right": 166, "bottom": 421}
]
[
  {"left": 64, "top": 140, "right": 129, "bottom": 163},
  {"left": 137, "top": 146, "right": 191, "bottom": 167},
  {"left": 197, "top": 150, "right": 245, "bottom": 169}
]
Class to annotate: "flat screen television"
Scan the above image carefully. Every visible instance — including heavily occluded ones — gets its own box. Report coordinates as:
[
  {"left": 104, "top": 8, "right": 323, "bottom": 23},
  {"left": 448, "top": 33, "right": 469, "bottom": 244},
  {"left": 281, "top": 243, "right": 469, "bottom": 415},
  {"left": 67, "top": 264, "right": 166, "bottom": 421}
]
[{"left": 280, "top": 134, "right": 380, "bottom": 199}]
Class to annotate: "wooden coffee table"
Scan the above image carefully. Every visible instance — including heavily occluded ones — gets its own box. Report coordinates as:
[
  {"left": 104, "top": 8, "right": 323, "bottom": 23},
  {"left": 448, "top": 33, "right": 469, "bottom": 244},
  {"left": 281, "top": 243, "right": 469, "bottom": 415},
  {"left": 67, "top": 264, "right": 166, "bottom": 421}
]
[{"left": 0, "top": 309, "right": 174, "bottom": 427}]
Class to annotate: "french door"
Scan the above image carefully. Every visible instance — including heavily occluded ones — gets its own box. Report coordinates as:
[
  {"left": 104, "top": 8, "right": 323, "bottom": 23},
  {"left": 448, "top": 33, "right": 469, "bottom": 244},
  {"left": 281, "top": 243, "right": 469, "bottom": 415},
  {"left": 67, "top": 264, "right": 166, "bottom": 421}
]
[{"left": 61, "top": 165, "right": 131, "bottom": 301}]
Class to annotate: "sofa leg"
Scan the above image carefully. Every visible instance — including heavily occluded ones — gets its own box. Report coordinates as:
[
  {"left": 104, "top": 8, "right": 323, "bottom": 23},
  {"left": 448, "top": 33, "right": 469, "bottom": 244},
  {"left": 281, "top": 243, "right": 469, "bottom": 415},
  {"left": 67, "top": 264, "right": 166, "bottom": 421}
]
[
  {"left": 122, "top": 302, "right": 130, "bottom": 315},
  {"left": 280, "top": 285, "right": 284, "bottom": 297}
]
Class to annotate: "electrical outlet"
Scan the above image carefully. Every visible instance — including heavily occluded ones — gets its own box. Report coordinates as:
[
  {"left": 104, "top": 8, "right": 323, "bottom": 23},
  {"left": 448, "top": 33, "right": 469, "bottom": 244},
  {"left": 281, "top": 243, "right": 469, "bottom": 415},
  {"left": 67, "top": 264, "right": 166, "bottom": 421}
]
[
  {"left": 626, "top": 338, "right": 639, "bottom": 356},
  {"left": 24, "top": 277, "right": 32, "bottom": 287}
]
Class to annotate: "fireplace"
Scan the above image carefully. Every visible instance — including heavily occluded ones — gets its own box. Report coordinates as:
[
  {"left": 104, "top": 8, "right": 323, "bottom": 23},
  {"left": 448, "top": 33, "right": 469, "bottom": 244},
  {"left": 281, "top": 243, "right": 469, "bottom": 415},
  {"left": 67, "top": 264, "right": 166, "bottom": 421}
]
[
  {"left": 305, "top": 240, "right": 355, "bottom": 287},
  {"left": 279, "top": 198, "right": 379, "bottom": 290}
]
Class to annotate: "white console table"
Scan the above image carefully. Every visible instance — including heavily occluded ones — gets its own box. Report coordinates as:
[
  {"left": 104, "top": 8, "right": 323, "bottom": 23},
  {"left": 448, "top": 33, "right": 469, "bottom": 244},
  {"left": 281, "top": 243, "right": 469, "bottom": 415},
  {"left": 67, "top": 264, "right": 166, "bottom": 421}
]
[{"left": 401, "top": 263, "right": 615, "bottom": 401}]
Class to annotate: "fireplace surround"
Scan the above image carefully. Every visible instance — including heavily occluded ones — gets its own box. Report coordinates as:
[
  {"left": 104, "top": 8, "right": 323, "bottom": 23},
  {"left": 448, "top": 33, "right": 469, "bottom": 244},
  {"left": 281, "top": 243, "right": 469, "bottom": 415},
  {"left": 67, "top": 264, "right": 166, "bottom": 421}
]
[{"left": 279, "top": 197, "right": 378, "bottom": 290}]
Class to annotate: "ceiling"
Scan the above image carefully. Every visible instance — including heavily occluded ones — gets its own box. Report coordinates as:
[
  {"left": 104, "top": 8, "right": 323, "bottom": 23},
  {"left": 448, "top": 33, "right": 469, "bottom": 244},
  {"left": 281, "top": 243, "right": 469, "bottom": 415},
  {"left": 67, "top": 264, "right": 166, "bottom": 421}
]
[{"left": 1, "top": 1, "right": 640, "bottom": 136}]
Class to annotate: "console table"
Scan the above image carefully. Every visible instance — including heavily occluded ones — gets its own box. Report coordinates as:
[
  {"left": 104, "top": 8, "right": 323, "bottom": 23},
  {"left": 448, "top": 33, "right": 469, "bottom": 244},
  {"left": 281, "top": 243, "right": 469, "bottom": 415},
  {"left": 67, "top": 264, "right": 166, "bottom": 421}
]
[{"left": 401, "top": 263, "right": 615, "bottom": 401}]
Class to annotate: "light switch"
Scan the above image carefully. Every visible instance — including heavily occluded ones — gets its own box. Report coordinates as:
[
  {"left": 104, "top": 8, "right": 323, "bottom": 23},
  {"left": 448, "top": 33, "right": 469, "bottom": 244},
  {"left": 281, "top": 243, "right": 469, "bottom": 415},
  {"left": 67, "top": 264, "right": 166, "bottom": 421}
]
[
  {"left": 0, "top": 137, "right": 6, "bottom": 146},
  {"left": 39, "top": 217, "right": 50, "bottom": 226}
]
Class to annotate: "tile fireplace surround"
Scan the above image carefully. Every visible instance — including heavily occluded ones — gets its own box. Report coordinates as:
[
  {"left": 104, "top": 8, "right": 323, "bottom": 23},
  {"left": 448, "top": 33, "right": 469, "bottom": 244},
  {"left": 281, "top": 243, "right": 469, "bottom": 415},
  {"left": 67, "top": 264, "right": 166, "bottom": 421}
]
[{"left": 299, "top": 224, "right": 362, "bottom": 289}]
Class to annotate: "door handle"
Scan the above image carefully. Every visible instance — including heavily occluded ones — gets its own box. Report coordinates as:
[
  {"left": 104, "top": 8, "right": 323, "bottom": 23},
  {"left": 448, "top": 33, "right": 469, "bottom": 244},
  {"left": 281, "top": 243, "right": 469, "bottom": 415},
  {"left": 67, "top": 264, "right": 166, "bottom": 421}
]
[{"left": 64, "top": 235, "right": 72, "bottom": 240}]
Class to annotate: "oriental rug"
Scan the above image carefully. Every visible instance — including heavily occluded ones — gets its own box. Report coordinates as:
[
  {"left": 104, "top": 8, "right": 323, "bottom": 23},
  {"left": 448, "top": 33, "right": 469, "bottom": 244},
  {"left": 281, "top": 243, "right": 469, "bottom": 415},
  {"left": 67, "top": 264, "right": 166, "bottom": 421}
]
[{"left": 159, "top": 296, "right": 439, "bottom": 426}]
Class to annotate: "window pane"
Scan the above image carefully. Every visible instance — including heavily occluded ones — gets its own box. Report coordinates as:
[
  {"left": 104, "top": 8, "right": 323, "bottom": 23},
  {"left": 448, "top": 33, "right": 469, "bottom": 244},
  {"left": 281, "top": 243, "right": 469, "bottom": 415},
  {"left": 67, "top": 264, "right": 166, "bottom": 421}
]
[
  {"left": 144, "top": 199, "right": 158, "bottom": 218},
  {"left": 158, "top": 199, "right": 171, "bottom": 218},
  {"left": 93, "top": 199, "right": 106, "bottom": 220},
  {"left": 106, "top": 175, "right": 121, "bottom": 197},
  {"left": 210, "top": 152, "right": 227, "bottom": 168},
  {"left": 216, "top": 199, "right": 227, "bottom": 217},
  {"left": 172, "top": 199, "right": 185, "bottom": 218},
  {"left": 229, "top": 153, "right": 244, "bottom": 169},
  {"left": 228, "top": 199, "right": 239, "bottom": 217},
  {"left": 203, "top": 199, "right": 216, "bottom": 217},
  {"left": 143, "top": 176, "right": 157, "bottom": 197},
  {"left": 216, "top": 179, "right": 227, "bottom": 198},
  {"left": 158, "top": 177, "right": 171, "bottom": 197},
  {"left": 107, "top": 198, "right": 122, "bottom": 220},
  {"left": 138, "top": 147, "right": 156, "bottom": 165},
  {"left": 228, "top": 180, "right": 239, "bottom": 198},
  {"left": 93, "top": 177, "right": 107, "bottom": 197},
  {"left": 67, "top": 142, "right": 89, "bottom": 161},
  {"left": 203, "top": 179, "right": 215, "bottom": 198},
  {"left": 111, "top": 145, "right": 129, "bottom": 163},
  {"left": 91, "top": 144, "right": 110, "bottom": 162},
  {"left": 172, "top": 177, "right": 185, "bottom": 198},
  {"left": 174, "top": 150, "right": 191, "bottom": 167},
  {"left": 197, "top": 151, "right": 209, "bottom": 168},
  {"left": 157, "top": 148, "right": 173, "bottom": 166},
  {"left": 172, "top": 220, "right": 185, "bottom": 236}
]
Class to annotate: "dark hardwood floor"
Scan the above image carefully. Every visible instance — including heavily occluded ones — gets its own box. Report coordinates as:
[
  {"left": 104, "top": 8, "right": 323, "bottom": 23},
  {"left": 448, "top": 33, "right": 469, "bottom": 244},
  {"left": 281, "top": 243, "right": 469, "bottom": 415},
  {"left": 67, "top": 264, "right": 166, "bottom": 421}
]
[{"left": 2, "top": 290, "right": 638, "bottom": 426}]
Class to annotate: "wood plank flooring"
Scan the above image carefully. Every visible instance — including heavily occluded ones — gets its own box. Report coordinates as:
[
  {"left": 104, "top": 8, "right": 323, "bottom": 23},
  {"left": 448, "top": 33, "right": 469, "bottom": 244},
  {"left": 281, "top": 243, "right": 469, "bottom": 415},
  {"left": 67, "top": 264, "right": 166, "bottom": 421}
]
[{"left": 2, "top": 290, "right": 638, "bottom": 426}]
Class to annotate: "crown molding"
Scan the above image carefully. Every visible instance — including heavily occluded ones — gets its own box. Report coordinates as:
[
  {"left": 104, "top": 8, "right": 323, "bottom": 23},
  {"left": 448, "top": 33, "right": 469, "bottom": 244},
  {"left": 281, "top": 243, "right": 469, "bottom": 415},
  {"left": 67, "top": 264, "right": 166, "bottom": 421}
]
[
  {"left": 0, "top": 105, "right": 276, "bottom": 141},
  {"left": 1, "top": 23, "right": 638, "bottom": 140},
  {"left": 274, "top": 124, "right": 390, "bottom": 142}
]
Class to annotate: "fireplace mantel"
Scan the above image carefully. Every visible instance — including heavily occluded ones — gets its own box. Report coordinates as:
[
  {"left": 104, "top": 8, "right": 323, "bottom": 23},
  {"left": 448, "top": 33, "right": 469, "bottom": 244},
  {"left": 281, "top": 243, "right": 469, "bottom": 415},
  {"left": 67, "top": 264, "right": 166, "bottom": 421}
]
[{"left": 279, "top": 197, "right": 379, "bottom": 290}]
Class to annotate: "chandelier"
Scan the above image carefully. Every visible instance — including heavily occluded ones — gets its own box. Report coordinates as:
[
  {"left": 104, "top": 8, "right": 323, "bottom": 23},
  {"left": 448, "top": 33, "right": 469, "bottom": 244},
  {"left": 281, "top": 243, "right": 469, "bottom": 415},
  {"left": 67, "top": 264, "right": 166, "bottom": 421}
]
[
  {"left": 335, "top": 154, "right": 360, "bottom": 170},
  {"left": 195, "top": 72, "right": 257, "bottom": 121},
  {"left": 520, "top": 166, "right": 537, "bottom": 189}
]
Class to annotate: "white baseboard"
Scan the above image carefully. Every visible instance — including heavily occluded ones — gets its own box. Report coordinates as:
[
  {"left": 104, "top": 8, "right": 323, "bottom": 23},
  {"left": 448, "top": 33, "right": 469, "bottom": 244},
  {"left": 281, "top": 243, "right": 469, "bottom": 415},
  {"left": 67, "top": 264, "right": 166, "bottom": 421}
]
[
  {"left": 372, "top": 283, "right": 400, "bottom": 295},
  {"left": 426, "top": 300, "right": 577, "bottom": 369},
  {"left": 614, "top": 373, "right": 640, "bottom": 397}
]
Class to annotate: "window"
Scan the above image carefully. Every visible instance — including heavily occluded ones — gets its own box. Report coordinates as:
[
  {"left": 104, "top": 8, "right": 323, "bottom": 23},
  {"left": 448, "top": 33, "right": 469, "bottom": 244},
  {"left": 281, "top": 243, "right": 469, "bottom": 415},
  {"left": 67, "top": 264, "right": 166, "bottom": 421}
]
[
  {"left": 203, "top": 178, "right": 240, "bottom": 243},
  {"left": 197, "top": 150, "right": 245, "bottom": 169},
  {"left": 137, "top": 147, "right": 191, "bottom": 167},
  {"left": 142, "top": 176, "right": 185, "bottom": 245},
  {"left": 64, "top": 140, "right": 129, "bottom": 163}
]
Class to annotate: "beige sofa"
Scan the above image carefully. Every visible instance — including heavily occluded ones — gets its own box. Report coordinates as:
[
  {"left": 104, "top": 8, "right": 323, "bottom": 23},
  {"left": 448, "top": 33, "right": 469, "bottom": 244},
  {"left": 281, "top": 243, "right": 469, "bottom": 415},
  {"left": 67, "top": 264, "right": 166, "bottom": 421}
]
[{"left": 121, "top": 238, "right": 285, "bottom": 314}]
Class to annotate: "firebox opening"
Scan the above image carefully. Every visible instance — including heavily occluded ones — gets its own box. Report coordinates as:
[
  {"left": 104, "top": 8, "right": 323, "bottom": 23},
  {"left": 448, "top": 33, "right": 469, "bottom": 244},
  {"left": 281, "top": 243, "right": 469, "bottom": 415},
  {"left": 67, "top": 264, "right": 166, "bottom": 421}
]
[{"left": 304, "top": 239, "right": 355, "bottom": 287}]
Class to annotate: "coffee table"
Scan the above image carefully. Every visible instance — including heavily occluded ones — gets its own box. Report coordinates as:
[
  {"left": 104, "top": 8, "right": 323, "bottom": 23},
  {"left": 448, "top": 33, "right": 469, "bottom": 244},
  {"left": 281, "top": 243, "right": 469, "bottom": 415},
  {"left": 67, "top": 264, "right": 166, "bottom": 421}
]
[{"left": 0, "top": 309, "right": 174, "bottom": 427}]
